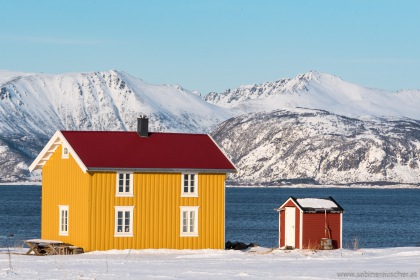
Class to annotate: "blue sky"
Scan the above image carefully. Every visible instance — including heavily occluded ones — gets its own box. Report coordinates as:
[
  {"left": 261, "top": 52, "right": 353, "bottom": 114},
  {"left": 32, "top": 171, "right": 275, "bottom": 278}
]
[{"left": 1, "top": 0, "right": 419, "bottom": 94}]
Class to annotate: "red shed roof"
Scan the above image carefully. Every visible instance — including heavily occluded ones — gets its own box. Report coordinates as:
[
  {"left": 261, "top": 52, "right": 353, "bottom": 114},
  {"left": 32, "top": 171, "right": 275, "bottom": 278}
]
[
  {"left": 278, "top": 196, "right": 344, "bottom": 213},
  {"left": 29, "top": 131, "right": 236, "bottom": 173}
]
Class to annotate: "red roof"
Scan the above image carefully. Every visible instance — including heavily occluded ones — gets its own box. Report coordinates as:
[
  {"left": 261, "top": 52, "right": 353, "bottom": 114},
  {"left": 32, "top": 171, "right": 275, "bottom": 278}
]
[{"left": 61, "top": 131, "right": 236, "bottom": 172}]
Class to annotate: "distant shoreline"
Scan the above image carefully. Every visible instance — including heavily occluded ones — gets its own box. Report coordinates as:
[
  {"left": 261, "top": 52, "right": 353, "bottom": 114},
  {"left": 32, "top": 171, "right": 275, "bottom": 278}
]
[
  {"left": 227, "top": 183, "right": 420, "bottom": 189},
  {"left": 0, "top": 182, "right": 42, "bottom": 186},
  {"left": 1, "top": 181, "right": 419, "bottom": 189}
]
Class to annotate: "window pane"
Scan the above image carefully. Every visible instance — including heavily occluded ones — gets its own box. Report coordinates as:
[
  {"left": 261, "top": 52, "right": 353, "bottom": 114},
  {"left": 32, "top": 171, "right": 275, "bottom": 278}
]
[
  {"left": 117, "top": 211, "right": 123, "bottom": 232},
  {"left": 184, "top": 175, "right": 189, "bottom": 193},
  {"left": 182, "top": 211, "right": 188, "bottom": 233},
  {"left": 190, "top": 174, "right": 195, "bottom": 193},
  {"left": 125, "top": 212, "right": 130, "bottom": 226},
  {"left": 190, "top": 211, "right": 195, "bottom": 232},
  {"left": 118, "top": 174, "right": 123, "bottom": 193},
  {"left": 119, "top": 180, "right": 124, "bottom": 192},
  {"left": 64, "top": 211, "right": 68, "bottom": 231},
  {"left": 61, "top": 214, "right": 65, "bottom": 231},
  {"left": 125, "top": 174, "right": 130, "bottom": 192},
  {"left": 125, "top": 211, "right": 131, "bottom": 232}
]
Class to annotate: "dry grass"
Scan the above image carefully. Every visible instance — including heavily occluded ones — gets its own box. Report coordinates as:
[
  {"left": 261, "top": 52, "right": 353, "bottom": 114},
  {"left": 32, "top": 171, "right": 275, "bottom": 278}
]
[
  {"left": 352, "top": 237, "right": 360, "bottom": 251},
  {"left": 305, "top": 240, "right": 321, "bottom": 251},
  {"left": 346, "top": 236, "right": 360, "bottom": 251}
]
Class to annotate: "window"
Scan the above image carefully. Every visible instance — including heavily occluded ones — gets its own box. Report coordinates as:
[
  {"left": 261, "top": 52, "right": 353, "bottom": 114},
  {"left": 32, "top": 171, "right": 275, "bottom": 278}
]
[
  {"left": 180, "top": 206, "right": 199, "bottom": 237},
  {"left": 59, "top": 205, "right": 69, "bottom": 236},
  {"left": 181, "top": 173, "right": 198, "bottom": 197},
  {"left": 62, "top": 145, "right": 69, "bottom": 159},
  {"left": 116, "top": 173, "right": 133, "bottom": 196},
  {"left": 114, "top": 206, "right": 134, "bottom": 237}
]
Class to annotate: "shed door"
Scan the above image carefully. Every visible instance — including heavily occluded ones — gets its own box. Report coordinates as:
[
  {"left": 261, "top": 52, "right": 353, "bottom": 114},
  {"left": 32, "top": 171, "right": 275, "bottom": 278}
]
[{"left": 285, "top": 207, "right": 296, "bottom": 248}]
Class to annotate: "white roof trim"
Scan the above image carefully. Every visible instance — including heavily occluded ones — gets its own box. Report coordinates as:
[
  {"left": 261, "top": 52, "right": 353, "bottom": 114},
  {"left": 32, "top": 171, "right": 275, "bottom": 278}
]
[
  {"left": 277, "top": 197, "right": 304, "bottom": 212},
  {"left": 29, "top": 131, "right": 88, "bottom": 173}
]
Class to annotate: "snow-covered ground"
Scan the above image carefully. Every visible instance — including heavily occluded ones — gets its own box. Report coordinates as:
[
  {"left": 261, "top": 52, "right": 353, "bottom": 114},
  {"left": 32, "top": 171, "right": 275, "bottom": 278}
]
[{"left": 1, "top": 247, "right": 419, "bottom": 279}]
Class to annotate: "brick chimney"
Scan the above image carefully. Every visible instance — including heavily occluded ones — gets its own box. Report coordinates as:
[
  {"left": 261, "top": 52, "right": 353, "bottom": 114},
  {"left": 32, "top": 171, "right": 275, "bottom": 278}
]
[{"left": 137, "top": 115, "right": 149, "bottom": 137}]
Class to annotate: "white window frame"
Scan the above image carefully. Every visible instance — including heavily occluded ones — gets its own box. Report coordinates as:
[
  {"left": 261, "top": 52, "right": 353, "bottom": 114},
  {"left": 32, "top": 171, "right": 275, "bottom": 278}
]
[
  {"left": 59, "top": 205, "right": 69, "bottom": 236},
  {"left": 181, "top": 173, "right": 198, "bottom": 197},
  {"left": 62, "top": 145, "right": 69, "bottom": 159},
  {"left": 180, "top": 206, "right": 199, "bottom": 237},
  {"left": 116, "top": 172, "right": 134, "bottom": 197},
  {"left": 114, "top": 206, "right": 134, "bottom": 237}
]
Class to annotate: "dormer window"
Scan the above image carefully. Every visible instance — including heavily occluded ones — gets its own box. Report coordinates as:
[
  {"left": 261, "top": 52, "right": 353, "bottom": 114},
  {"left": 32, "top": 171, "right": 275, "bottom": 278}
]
[{"left": 62, "top": 145, "right": 69, "bottom": 159}]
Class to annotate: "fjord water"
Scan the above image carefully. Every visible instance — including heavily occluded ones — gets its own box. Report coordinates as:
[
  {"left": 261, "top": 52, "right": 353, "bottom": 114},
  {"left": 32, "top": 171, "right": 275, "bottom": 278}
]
[
  {"left": 0, "top": 186, "right": 40, "bottom": 247},
  {"left": 0, "top": 185, "right": 419, "bottom": 248},
  {"left": 226, "top": 187, "right": 420, "bottom": 248}
]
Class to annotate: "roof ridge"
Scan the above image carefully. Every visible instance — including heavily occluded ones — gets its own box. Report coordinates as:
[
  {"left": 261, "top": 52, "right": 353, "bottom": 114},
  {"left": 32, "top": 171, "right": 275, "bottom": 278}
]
[{"left": 60, "top": 130, "right": 207, "bottom": 136}]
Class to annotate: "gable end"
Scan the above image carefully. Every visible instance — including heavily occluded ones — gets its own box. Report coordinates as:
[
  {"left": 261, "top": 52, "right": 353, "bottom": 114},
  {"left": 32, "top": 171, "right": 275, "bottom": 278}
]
[{"left": 29, "top": 131, "right": 87, "bottom": 173}]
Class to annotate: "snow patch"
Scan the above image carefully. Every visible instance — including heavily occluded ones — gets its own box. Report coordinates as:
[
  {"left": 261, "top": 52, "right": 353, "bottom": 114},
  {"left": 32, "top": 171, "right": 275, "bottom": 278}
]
[{"left": 296, "top": 198, "right": 338, "bottom": 209}]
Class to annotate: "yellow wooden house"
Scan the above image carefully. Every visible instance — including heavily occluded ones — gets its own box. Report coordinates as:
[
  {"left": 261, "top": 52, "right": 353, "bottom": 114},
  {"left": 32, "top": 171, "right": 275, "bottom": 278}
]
[{"left": 29, "top": 117, "right": 236, "bottom": 252}]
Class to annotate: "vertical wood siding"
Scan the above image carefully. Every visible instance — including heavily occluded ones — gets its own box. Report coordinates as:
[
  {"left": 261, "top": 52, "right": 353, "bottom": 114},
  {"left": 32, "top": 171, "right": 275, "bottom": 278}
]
[
  {"left": 88, "top": 172, "right": 226, "bottom": 251},
  {"left": 41, "top": 146, "right": 90, "bottom": 248},
  {"left": 302, "top": 213, "right": 342, "bottom": 249}
]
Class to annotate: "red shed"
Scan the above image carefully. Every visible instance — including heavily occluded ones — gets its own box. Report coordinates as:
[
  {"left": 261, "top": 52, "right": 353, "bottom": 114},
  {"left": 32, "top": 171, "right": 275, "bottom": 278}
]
[{"left": 277, "top": 196, "right": 344, "bottom": 249}]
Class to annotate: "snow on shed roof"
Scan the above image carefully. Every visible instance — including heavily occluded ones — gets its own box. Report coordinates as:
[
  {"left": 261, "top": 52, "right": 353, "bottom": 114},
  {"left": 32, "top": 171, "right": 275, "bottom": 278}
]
[
  {"left": 278, "top": 196, "right": 344, "bottom": 213},
  {"left": 296, "top": 198, "right": 338, "bottom": 209}
]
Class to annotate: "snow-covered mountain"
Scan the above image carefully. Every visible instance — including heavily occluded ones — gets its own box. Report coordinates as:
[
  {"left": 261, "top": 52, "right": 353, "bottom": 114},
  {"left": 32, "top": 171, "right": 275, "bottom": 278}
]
[
  {"left": 0, "top": 70, "right": 230, "bottom": 136},
  {"left": 205, "top": 71, "right": 420, "bottom": 120},
  {"left": 212, "top": 108, "right": 420, "bottom": 185},
  {"left": 0, "top": 70, "right": 231, "bottom": 182},
  {"left": 1, "top": 69, "right": 419, "bottom": 185}
]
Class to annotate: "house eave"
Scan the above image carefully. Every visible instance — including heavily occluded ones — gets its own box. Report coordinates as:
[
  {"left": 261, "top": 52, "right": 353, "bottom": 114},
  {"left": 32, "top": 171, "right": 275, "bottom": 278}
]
[{"left": 86, "top": 167, "right": 237, "bottom": 174}]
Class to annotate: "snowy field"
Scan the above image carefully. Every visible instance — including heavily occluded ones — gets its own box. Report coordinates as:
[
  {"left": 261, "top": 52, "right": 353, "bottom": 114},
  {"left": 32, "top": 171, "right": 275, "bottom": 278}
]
[{"left": 1, "top": 247, "right": 419, "bottom": 279}]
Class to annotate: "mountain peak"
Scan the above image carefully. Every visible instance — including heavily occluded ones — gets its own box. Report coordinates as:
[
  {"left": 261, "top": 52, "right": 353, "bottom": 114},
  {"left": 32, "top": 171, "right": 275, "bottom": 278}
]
[
  {"left": 292, "top": 71, "right": 342, "bottom": 85},
  {"left": 204, "top": 70, "right": 339, "bottom": 108}
]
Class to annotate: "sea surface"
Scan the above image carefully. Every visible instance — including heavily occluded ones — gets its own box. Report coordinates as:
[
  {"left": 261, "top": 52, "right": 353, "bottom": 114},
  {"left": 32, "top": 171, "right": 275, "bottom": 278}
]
[{"left": 0, "top": 185, "right": 419, "bottom": 248}]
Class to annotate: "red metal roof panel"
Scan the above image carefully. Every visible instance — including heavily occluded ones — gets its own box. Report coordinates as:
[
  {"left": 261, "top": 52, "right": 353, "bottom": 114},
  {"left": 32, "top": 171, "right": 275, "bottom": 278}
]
[{"left": 61, "top": 131, "right": 236, "bottom": 171}]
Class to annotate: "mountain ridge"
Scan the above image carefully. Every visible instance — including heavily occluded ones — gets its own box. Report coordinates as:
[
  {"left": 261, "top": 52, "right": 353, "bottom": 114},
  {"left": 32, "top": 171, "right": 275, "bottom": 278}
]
[
  {"left": 1, "top": 69, "right": 419, "bottom": 185},
  {"left": 205, "top": 71, "right": 420, "bottom": 120}
]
